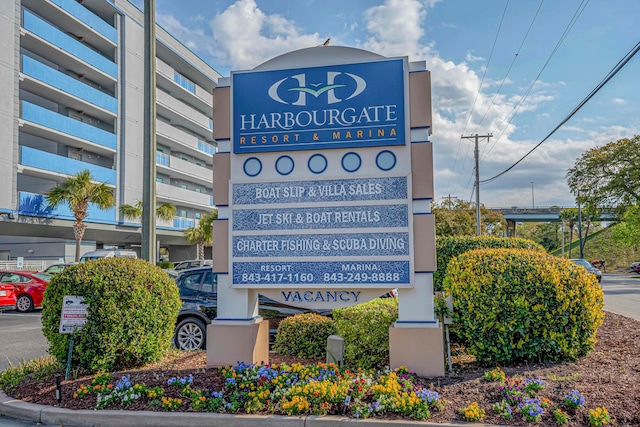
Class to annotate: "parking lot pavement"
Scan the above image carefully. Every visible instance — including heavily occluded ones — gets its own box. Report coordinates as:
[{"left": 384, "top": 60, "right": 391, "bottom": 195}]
[
  {"left": 0, "top": 311, "right": 49, "bottom": 371},
  {"left": 0, "top": 414, "right": 41, "bottom": 426}
]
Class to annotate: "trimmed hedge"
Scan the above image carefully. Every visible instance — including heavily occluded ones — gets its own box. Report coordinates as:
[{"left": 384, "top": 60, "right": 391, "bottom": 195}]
[
  {"left": 333, "top": 298, "right": 398, "bottom": 370},
  {"left": 444, "top": 248, "right": 604, "bottom": 364},
  {"left": 41, "top": 258, "right": 182, "bottom": 373},
  {"left": 434, "top": 236, "right": 545, "bottom": 291},
  {"left": 273, "top": 313, "right": 337, "bottom": 359}
]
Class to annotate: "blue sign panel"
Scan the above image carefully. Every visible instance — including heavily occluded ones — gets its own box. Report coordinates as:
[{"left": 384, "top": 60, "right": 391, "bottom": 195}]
[
  {"left": 233, "top": 59, "right": 406, "bottom": 153},
  {"left": 233, "top": 204, "right": 408, "bottom": 231},
  {"left": 233, "top": 232, "right": 409, "bottom": 258},
  {"left": 233, "top": 176, "right": 408, "bottom": 205},
  {"left": 233, "top": 261, "right": 410, "bottom": 286}
]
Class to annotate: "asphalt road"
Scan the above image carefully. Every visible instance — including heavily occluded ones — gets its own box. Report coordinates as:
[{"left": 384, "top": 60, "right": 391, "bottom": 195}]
[
  {"left": 601, "top": 272, "right": 640, "bottom": 321},
  {"left": 0, "top": 311, "right": 48, "bottom": 372}
]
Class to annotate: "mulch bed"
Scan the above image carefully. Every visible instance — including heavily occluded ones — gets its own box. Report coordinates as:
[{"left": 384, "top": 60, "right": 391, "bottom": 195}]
[{"left": 7, "top": 311, "right": 640, "bottom": 426}]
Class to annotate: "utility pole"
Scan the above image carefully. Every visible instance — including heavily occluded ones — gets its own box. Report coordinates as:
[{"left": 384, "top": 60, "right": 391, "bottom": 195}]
[
  {"left": 531, "top": 182, "right": 535, "bottom": 208},
  {"left": 142, "top": 0, "right": 157, "bottom": 262},
  {"left": 577, "top": 190, "right": 584, "bottom": 259},
  {"left": 461, "top": 133, "right": 492, "bottom": 236}
]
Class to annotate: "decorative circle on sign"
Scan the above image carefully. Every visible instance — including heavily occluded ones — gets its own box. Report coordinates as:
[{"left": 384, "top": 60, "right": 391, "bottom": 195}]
[
  {"left": 308, "top": 154, "right": 328, "bottom": 174},
  {"left": 243, "top": 157, "right": 262, "bottom": 177},
  {"left": 275, "top": 155, "right": 295, "bottom": 175},
  {"left": 376, "top": 150, "right": 397, "bottom": 171},
  {"left": 341, "top": 152, "right": 362, "bottom": 173}
]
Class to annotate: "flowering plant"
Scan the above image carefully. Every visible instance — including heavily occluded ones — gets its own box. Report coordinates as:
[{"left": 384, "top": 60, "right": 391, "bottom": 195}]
[
  {"left": 460, "top": 402, "right": 485, "bottom": 421},
  {"left": 499, "top": 377, "right": 526, "bottom": 406},
  {"left": 524, "top": 377, "right": 545, "bottom": 394},
  {"left": 564, "top": 389, "right": 586, "bottom": 408},
  {"left": 484, "top": 367, "right": 506, "bottom": 382},
  {"left": 589, "top": 407, "right": 611, "bottom": 426},
  {"left": 554, "top": 407, "right": 569, "bottom": 425},
  {"left": 167, "top": 374, "right": 193, "bottom": 388},
  {"left": 518, "top": 397, "right": 544, "bottom": 422},
  {"left": 492, "top": 399, "right": 513, "bottom": 420}
]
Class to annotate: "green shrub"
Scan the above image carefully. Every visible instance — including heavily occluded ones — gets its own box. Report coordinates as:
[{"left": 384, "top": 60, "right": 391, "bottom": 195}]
[
  {"left": 333, "top": 298, "right": 398, "bottom": 370},
  {"left": 156, "top": 261, "right": 174, "bottom": 269},
  {"left": 273, "top": 313, "right": 337, "bottom": 359},
  {"left": 444, "top": 248, "right": 604, "bottom": 364},
  {"left": 41, "top": 258, "right": 182, "bottom": 373},
  {"left": 434, "top": 236, "right": 545, "bottom": 291}
]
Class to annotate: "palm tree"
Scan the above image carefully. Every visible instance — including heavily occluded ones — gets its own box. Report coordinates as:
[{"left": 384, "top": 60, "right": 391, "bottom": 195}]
[
  {"left": 46, "top": 170, "right": 114, "bottom": 261},
  {"left": 119, "top": 200, "right": 177, "bottom": 223},
  {"left": 183, "top": 209, "right": 217, "bottom": 260}
]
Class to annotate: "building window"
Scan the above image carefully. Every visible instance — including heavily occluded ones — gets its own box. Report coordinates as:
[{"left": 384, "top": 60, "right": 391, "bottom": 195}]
[
  {"left": 181, "top": 184, "right": 187, "bottom": 189},
  {"left": 195, "top": 213, "right": 201, "bottom": 219},
  {"left": 209, "top": 119, "right": 213, "bottom": 130},
  {"left": 173, "top": 72, "right": 195, "bottom": 94},
  {"left": 198, "top": 140, "right": 215, "bottom": 155},
  {"left": 195, "top": 188, "right": 201, "bottom": 193},
  {"left": 180, "top": 210, "right": 187, "bottom": 217},
  {"left": 156, "top": 177, "right": 163, "bottom": 183}
]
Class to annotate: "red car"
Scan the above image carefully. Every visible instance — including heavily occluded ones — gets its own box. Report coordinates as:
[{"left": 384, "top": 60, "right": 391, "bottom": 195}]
[
  {"left": 0, "top": 271, "right": 51, "bottom": 312},
  {"left": 0, "top": 282, "right": 17, "bottom": 312}
]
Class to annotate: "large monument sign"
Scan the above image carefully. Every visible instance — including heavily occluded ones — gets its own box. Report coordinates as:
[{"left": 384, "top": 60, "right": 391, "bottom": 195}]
[{"left": 210, "top": 46, "right": 442, "bottom": 376}]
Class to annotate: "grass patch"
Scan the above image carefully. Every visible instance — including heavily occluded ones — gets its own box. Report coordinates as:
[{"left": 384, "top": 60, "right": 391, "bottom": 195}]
[
  {"left": 547, "top": 372, "right": 581, "bottom": 382},
  {"left": 0, "top": 356, "right": 61, "bottom": 392}
]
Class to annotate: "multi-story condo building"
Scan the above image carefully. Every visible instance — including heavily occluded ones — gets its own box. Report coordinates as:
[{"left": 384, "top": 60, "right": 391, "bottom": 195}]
[{"left": 0, "top": 0, "right": 220, "bottom": 262}]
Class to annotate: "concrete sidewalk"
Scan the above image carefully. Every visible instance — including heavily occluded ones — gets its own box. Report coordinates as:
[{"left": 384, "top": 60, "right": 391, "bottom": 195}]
[{"left": 1, "top": 391, "right": 503, "bottom": 427}]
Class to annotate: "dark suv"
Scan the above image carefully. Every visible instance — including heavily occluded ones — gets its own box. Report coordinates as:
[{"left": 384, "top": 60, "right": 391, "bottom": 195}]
[{"left": 173, "top": 267, "right": 327, "bottom": 351}]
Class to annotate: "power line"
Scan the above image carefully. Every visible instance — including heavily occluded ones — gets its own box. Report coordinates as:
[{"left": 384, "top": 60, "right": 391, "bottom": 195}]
[
  {"left": 481, "top": 0, "right": 590, "bottom": 161},
  {"left": 446, "top": 0, "right": 509, "bottom": 195},
  {"left": 480, "top": 40, "right": 640, "bottom": 185},
  {"left": 473, "top": 0, "right": 544, "bottom": 137}
]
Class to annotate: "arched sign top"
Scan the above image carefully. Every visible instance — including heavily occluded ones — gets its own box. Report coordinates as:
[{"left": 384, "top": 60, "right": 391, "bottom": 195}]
[{"left": 253, "top": 46, "right": 385, "bottom": 71}]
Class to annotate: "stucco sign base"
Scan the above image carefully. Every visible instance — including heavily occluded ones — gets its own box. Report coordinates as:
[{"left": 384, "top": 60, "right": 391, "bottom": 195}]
[
  {"left": 389, "top": 324, "right": 445, "bottom": 378},
  {"left": 206, "top": 320, "right": 270, "bottom": 367}
]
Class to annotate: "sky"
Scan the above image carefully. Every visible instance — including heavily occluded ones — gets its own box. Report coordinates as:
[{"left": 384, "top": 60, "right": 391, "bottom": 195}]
[{"left": 136, "top": 0, "right": 640, "bottom": 208}]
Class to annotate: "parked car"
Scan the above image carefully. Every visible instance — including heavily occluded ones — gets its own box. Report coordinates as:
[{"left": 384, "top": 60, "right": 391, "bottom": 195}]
[
  {"left": 172, "top": 259, "right": 212, "bottom": 272},
  {"left": 42, "top": 262, "right": 77, "bottom": 275},
  {"left": 0, "top": 283, "right": 17, "bottom": 312},
  {"left": 80, "top": 249, "right": 138, "bottom": 261},
  {"left": 631, "top": 262, "right": 640, "bottom": 274},
  {"left": 173, "top": 267, "right": 329, "bottom": 351},
  {"left": 569, "top": 259, "right": 602, "bottom": 282},
  {"left": 0, "top": 271, "right": 51, "bottom": 312}
]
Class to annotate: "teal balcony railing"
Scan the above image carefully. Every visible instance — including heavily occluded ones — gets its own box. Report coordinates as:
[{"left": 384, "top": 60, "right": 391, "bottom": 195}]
[
  {"left": 156, "top": 152, "right": 169, "bottom": 166},
  {"left": 23, "top": 10, "right": 117, "bottom": 78},
  {"left": 21, "top": 55, "right": 117, "bottom": 113},
  {"left": 20, "top": 146, "right": 116, "bottom": 185},
  {"left": 173, "top": 217, "right": 194, "bottom": 229},
  {"left": 50, "top": 0, "right": 117, "bottom": 44},
  {"left": 21, "top": 101, "right": 116, "bottom": 150},
  {"left": 197, "top": 140, "right": 215, "bottom": 155},
  {"left": 18, "top": 191, "right": 116, "bottom": 224}
]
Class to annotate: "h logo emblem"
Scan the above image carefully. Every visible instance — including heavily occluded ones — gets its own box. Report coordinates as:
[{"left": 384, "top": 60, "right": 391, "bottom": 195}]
[{"left": 268, "top": 72, "right": 366, "bottom": 106}]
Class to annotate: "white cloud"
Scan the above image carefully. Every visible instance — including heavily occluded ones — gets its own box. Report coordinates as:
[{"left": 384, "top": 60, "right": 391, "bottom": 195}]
[
  {"left": 612, "top": 98, "right": 627, "bottom": 105},
  {"left": 207, "top": 0, "right": 326, "bottom": 69},
  {"left": 465, "top": 51, "right": 483, "bottom": 62},
  {"left": 156, "top": 12, "right": 205, "bottom": 50}
]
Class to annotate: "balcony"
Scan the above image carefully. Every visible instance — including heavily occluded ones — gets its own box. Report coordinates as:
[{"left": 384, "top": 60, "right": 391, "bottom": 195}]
[
  {"left": 156, "top": 120, "right": 214, "bottom": 161},
  {"left": 155, "top": 155, "right": 212, "bottom": 187},
  {"left": 156, "top": 58, "right": 212, "bottom": 114},
  {"left": 172, "top": 217, "right": 195, "bottom": 229},
  {"left": 156, "top": 181, "right": 211, "bottom": 210},
  {"left": 20, "top": 146, "right": 116, "bottom": 185},
  {"left": 18, "top": 191, "right": 116, "bottom": 224},
  {"left": 20, "top": 101, "right": 116, "bottom": 155},
  {"left": 22, "top": 0, "right": 117, "bottom": 52},
  {"left": 21, "top": 55, "right": 117, "bottom": 120},
  {"left": 22, "top": 10, "right": 117, "bottom": 85},
  {"left": 156, "top": 89, "right": 211, "bottom": 136}
]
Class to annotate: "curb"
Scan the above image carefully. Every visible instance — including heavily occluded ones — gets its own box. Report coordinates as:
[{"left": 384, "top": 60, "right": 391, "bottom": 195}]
[{"left": 0, "top": 391, "right": 504, "bottom": 427}]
